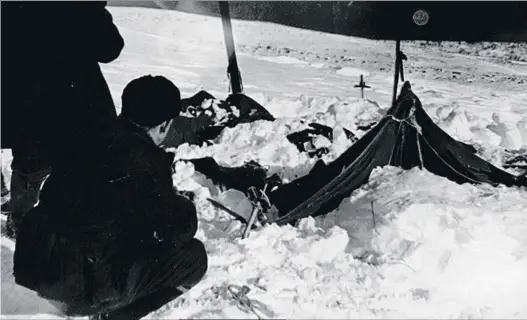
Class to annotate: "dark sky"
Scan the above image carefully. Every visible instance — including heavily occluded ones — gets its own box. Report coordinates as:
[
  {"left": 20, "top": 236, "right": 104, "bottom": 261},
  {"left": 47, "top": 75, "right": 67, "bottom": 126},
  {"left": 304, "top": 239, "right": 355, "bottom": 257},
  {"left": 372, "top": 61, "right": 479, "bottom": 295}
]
[{"left": 108, "top": 1, "right": 527, "bottom": 42}]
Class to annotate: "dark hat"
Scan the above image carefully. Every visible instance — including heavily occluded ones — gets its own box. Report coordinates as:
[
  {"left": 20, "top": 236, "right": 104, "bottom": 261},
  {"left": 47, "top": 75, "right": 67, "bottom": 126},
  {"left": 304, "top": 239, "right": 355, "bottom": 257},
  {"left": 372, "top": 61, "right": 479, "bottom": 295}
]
[{"left": 121, "top": 75, "right": 182, "bottom": 128}]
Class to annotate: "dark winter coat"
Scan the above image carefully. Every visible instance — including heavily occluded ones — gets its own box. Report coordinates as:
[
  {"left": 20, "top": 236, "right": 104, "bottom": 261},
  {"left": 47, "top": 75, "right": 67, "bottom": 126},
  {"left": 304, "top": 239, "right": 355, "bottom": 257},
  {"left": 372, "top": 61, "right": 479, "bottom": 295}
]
[
  {"left": 1, "top": 1, "right": 124, "bottom": 167},
  {"left": 13, "top": 118, "right": 198, "bottom": 315}
]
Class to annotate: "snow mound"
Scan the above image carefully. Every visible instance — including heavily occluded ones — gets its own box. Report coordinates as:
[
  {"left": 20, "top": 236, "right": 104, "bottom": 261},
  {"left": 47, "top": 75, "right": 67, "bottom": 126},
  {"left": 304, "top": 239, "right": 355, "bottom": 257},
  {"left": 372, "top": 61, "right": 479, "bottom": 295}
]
[
  {"left": 178, "top": 165, "right": 527, "bottom": 319},
  {"left": 317, "top": 166, "right": 527, "bottom": 318},
  {"left": 173, "top": 95, "right": 384, "bottom": 182},
  {"left": 426, "top": 99, "right": 527, "bottom": 150}
]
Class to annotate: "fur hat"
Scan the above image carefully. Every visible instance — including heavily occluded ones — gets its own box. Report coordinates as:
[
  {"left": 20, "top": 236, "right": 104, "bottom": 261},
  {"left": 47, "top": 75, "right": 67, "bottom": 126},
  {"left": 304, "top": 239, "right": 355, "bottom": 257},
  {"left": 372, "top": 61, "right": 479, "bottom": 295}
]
[{"left": 121, "top": 75, "right": 181, "bottom": 128}]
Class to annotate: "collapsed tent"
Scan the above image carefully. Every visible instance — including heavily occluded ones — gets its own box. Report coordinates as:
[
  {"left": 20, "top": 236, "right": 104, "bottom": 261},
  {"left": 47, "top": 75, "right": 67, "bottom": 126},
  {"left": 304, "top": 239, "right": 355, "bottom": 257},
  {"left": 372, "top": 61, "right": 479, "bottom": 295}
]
[
  {"left": 503, "top": 153, "right": 527, "bottom": 177},
  {"left": 269, "top": 81, "right": 527, "bottom": 224},
  {"left": 161, "top": 91, "right": 275, "bottom": 148},
  {"left": 196, "top": 81, "right": 527, "bottom": 225},
  {"left": 287, "top": 123, "right": 335, "bottom": 158}
]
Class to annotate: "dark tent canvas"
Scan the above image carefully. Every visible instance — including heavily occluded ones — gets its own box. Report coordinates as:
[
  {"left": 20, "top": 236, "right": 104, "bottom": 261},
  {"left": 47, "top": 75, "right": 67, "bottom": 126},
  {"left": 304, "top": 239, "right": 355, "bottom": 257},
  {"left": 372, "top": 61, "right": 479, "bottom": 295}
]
[
  {"left": 267, "top": 81, "right": 527, "bottom": 225},
  {"left": 161, "top": 91, "right": 275, "bottom": 148},
  {"left": 194, "top": 82, "right": 526, "bottom": 225}
]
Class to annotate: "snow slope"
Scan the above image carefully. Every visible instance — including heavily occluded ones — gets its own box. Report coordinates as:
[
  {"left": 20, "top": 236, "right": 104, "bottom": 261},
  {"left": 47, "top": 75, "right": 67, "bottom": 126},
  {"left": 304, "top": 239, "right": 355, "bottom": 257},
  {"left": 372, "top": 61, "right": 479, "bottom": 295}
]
[{"left": 2, "top": 7, "right": 527, "bottom": 319}]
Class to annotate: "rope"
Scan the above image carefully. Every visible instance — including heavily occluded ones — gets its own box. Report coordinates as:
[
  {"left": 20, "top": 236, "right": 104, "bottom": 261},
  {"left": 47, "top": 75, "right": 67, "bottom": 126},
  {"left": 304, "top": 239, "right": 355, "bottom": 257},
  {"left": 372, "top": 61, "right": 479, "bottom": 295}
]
[{"left": 387, "top": 111, "right": 483, "bottom": 184}]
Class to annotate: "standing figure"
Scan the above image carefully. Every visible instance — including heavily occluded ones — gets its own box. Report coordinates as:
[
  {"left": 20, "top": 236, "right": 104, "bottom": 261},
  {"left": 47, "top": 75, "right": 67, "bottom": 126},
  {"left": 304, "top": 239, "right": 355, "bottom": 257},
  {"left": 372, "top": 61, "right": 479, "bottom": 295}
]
[{"left": 1, "top": 1, "right": 125, "bottom": 238}]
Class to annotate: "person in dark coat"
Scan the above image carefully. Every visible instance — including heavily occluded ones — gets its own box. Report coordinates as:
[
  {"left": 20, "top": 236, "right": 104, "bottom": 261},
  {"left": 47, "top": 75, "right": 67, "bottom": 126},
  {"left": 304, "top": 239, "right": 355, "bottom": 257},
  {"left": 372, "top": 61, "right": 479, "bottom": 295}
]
[
  {"left": 1, "top": 1, "right": 124, "bottom": 238},
  {"left": 13, "top": 75, "right": 208, "bottom": 320}
]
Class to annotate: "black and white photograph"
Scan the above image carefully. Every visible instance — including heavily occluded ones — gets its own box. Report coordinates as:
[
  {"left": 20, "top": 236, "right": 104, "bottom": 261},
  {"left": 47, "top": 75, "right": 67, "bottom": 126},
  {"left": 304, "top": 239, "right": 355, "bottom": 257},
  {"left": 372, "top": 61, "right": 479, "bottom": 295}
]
[{"left": 1, "top": 1, "right": 527, "bottom": 319}]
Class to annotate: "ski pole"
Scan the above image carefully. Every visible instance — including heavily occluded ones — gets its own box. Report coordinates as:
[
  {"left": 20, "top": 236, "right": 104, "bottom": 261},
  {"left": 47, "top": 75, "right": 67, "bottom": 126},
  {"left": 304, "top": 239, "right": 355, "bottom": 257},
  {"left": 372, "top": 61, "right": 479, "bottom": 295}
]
[
  {"left": 219, "top": 1, "right": 243, "bottom": 94},
  {"left": 242, "top": 205, "right": 260, "bottom": 239}
]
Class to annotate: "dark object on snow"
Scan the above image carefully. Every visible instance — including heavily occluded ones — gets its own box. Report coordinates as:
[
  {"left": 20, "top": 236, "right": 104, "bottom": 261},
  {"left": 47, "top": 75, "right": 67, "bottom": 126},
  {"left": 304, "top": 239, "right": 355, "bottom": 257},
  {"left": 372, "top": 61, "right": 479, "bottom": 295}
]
[
  {"left": 308, "top": 123, "right": 334, "bottom": 141},
  {"left": 267, "top": 81, "right": 527, "bottom": 225},
  {"left": 14, "top": 118, "right": 206, "bottom": 318},
  {"left": 226, "top": 94, "right": 275, "bottom": 124},
  {"left": 357, "top": 122, "right": 378, "bottom": 131},
  {"left": 184, "top": 157, "right": 273, "bottom": 192},
  {"left": 505, "top": 154, "right": 527, "bottom": 167},
  {"left": 310, "top": 147, "right": 330, "bottom": 158},
  {"left": 181, "top": 90, "right": 216, "bottom": 112},
  {"left": 162, "top": 91, "right": 275, "bottom": 148},
  {"left": 287, "top": 123, "right": 334, "bottom": 158},
  {"left": 504, "top": 154, "right": 527, "bottom": 176},
  {"left": 287, "top": 123, "right": 333, "bottom": 147},
  {"left": 343, "top": 128, "right": 359, "bottom": 143},
  {"left": 182, "top": 156, "right": 284, "bottom": 195}
]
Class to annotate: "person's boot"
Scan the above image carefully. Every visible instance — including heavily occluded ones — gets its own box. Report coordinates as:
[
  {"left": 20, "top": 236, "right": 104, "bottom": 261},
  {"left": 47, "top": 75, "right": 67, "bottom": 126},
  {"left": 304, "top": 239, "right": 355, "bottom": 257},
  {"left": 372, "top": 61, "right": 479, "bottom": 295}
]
[
  {"left": 1, "top": 172, "right": 8, "bottom": 197},
  {"left": 1, "top": 173, "right": 10, "bottom": 215},
  {"left": 5, "top": 168, "right": 50, "bottom": 238},
  {"left": 89, "top": 313, "right": 109, "bottom": 320},
  {"left": 1, "top": 200, "right": 11, "bottom": 216}
]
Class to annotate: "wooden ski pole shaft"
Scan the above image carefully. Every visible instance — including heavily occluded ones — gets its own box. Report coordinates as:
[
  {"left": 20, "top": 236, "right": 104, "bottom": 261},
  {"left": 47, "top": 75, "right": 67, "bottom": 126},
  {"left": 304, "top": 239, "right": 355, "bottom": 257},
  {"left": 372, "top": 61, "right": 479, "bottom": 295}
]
[
  {"left": 219, "top": 1, "right": 243, "bottom": 94},
  {"left": 242, "top": 205, "right": 260, "bottom": 239},
  {"left": 391, "top": 40, "right": 401, "bottom": 107}
]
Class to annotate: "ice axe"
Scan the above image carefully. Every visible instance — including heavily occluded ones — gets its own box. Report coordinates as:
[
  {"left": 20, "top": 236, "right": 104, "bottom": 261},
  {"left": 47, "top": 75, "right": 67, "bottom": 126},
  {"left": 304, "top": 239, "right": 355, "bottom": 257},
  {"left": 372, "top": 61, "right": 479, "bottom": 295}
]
[{"left": 218, "top": 1, "right": 274, "bottom": 122}]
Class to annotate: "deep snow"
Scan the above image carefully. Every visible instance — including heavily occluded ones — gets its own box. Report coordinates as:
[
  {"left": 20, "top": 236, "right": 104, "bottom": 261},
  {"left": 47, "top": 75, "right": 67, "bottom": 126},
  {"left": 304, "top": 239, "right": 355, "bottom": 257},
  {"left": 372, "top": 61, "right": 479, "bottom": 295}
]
[{"left": 1, "top": 6, "right": 527, "bottom": 319}]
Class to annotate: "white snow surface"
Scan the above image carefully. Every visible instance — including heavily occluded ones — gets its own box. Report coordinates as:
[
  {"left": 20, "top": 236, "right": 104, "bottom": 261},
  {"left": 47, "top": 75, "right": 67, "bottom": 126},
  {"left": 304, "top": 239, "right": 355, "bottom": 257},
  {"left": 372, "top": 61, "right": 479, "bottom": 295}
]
[{"left": 2, "top": 6, "right": 527, "bottom": 319}]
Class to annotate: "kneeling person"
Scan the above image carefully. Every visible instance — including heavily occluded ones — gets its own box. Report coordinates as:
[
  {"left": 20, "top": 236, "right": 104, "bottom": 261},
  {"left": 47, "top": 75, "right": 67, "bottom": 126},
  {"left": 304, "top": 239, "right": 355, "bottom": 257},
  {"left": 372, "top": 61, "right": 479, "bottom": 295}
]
[{"left": 13, "top": 75, "right": 208, "bottom": 320}]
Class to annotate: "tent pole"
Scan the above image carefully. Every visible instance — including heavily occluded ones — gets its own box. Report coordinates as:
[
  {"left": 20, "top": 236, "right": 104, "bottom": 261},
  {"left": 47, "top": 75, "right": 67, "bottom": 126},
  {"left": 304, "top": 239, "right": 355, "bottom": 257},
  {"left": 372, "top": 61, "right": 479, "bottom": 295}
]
[
  {"left": 219, "top": 1, "right": 243, "bottom": 94},
  {"left": 391, "top": 40, "right": 401, "bottom": 107}
]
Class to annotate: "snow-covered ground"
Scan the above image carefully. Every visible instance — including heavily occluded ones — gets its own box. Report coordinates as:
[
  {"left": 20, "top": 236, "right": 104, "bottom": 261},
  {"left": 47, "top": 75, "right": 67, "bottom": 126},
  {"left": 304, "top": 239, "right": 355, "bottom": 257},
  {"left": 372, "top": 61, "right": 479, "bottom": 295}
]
[{"left": 2, "top": 6, "right": 527, "bottom": 319}]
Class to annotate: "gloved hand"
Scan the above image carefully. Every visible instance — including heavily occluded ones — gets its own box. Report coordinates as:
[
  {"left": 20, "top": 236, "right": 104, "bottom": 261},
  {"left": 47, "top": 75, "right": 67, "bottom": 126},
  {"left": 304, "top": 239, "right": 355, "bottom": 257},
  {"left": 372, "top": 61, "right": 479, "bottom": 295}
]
[{"left": 165, "top": 190, "right": 198, "bottom": 244}]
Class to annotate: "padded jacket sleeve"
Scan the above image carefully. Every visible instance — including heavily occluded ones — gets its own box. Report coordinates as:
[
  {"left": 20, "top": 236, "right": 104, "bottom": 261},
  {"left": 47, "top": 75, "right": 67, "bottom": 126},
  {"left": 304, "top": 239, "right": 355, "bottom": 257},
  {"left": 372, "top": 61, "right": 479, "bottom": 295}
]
[{"left": 122, "top": 143, "right": 198, "bottom": 246}]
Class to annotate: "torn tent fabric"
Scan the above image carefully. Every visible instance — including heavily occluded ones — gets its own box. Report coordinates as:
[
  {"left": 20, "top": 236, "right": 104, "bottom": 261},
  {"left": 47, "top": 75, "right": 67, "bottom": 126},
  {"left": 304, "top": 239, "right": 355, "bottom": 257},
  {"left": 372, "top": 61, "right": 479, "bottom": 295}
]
[
  {"left": 161, "top": 91, "right": 275, "bottom": 148},
  {"left": 267, "top": 81, "right": 526, "bottom": 224},
  {"left": 182, "top": 157, "right": 272, "bottom": 192},
  {"left": 190, "top": 81, "right": 525, "bottom": 225}
]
